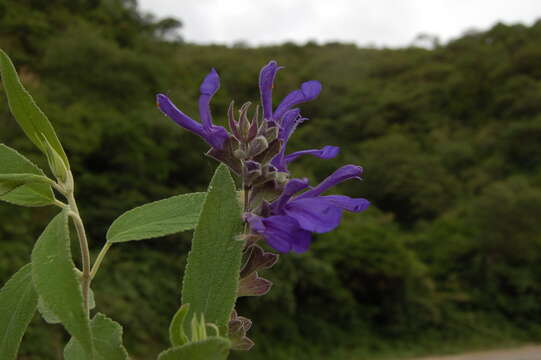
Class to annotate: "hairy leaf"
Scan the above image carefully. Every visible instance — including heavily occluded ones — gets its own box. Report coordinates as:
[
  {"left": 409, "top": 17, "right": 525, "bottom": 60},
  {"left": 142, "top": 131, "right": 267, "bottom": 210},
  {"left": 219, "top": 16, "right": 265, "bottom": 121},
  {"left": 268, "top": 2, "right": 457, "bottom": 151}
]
[
  {"left": 38, "top": 288, "right": 95, "bottom": 324},
  {"left": 0, "top": 144, "right": 54, "bottom": 206},
  {"left": 107, "top": 192, "right": 206, "bottom": 243},
  {"left": 0, "top": 174, "right": 53, "bottom": 195},
  {"left": 0, "top": 49, "right": 69, "bottom": 167},
  {"left": 158, "top": 337, "right": 230, "bottom": 360},
  {"left": 31, "top": 210, "right": 93, "bottom": 359},
  {"left": 0, "top": 264, "right": 38, "bottom": 360},
  {"left": 64, "top": 313, "right": 129, "bottom": 360},
  {"left": 181, "top": 164, "right": 243, "bottom": 336}
]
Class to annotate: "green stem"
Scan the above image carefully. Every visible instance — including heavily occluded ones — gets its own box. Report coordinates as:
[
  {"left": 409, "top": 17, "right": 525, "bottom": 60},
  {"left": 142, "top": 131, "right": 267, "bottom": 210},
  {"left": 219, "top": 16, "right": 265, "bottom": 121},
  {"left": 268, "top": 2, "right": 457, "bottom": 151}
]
[
  {"left": 53, "top": 199, "right": 67, "bottom": 208},
  {"left": 240, "top": 158, "right": 250, "bottom": 231},
  {"left": 90, "top": 242, "right": 112, "bottom": 279},
  {"left": 64, "top": 173, "right": 91, "bottom": 315}
]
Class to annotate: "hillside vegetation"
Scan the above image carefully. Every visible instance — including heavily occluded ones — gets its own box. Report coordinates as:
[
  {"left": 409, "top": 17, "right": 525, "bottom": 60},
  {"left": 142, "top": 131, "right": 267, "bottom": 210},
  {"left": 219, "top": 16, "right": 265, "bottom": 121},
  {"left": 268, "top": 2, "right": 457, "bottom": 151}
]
[{"left": 1, "top": 1, "right": 541, "bottom": 359}]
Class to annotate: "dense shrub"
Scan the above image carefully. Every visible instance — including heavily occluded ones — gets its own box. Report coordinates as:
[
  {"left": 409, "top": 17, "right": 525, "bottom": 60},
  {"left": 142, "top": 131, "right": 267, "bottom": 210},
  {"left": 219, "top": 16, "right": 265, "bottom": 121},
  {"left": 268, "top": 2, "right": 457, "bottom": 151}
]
[{"left": 1, "top": 1, "right": 541, "bottom": 358}]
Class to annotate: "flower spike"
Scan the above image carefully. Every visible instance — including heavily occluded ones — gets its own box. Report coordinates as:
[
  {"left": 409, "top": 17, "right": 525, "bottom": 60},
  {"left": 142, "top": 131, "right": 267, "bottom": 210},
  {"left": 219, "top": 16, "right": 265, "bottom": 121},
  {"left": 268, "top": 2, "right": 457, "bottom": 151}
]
[{"left": 156, "top": 61, "right": 369, "bottom": 255}]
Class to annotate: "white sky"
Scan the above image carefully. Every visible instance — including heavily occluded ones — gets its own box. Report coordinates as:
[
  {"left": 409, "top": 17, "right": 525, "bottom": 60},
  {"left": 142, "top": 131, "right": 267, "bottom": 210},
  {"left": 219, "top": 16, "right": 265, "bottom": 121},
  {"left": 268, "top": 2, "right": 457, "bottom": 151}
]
[{"left": 137, "top": 0, "right": 541, "bottom": 47}]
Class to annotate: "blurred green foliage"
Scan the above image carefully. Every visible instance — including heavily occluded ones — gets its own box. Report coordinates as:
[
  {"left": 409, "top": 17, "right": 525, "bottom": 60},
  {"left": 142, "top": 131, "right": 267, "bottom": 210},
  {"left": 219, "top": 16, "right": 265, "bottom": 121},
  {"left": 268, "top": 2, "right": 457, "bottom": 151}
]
[{"left": 1, "top": 1, "right": 541, "bottom": 359}]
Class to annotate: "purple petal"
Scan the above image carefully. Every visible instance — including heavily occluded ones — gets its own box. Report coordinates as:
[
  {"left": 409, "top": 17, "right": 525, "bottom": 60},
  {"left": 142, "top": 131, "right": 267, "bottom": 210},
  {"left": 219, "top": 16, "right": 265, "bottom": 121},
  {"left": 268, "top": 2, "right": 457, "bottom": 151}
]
[
  {"left": 279, "top": 108, "right": 303, "bottom": 141},
  {"left": 273, "top": 80, "right": 322, "bottom": 121},
  {"left": 284, "top": 197, "right": 343, "bottom": 233},
  {"left": 259, "top": 61, "right": 283, "bottom": 121},
  {"left": 284, "top": 145, "right": 340, "bottom": 166},
  {"left": 271, "top": 109, "right": 305, "bottom": 171},
  {"left": 157, "top": 93, "right": 228, "bottom": 149},
  {"left": 156, "top": 94, "right": 205, "bottom": 137},
  {"left": 245, "top": 160, "right": 260, "bottom": 172},
  {"left": 320, "top": 195, "right": 370, "bottom": 212},
  {"left": 283, "top": 178, "right": 310, "bottom": 196},
  {"left": 199, "top": 68, "right": 220, "bottom": 95},
  {"left": 271, "top": 178, "right": 309, "bottom": 213},
  {"left": 203, "top": 126, "right": 229, "bottom": 150},
  {"left": 298, "top": 165, "right": 363, "bottom": 199},
  {"left": 245, "top": 213, "right": 266, "bottom": 233},
  {"left": 291, "top": 229, "right": 312, "bottom": 253},
  {"left": 262, "top": 215, "right": 312, "bottom": 253},
  {"left": 270, "top": 155, "right": 283, "bottom": 172},
  {"left": 198, "top": 68, "right": 220, "bottom": 130}
]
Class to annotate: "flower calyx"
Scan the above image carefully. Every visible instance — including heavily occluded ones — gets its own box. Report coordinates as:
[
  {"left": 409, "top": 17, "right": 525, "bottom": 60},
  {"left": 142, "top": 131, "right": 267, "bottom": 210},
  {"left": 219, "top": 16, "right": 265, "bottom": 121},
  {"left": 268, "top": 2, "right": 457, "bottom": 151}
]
[{"left": 228, "top": 310, "right": 254, "bottom": 351}]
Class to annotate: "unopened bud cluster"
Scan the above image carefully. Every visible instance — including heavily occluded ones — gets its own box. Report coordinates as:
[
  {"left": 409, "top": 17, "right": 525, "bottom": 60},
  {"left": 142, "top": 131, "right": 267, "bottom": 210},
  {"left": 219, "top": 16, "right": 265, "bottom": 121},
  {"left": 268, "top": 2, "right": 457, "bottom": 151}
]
[{"left": 207, "top": 101, "right": 286, "bottom": 213}]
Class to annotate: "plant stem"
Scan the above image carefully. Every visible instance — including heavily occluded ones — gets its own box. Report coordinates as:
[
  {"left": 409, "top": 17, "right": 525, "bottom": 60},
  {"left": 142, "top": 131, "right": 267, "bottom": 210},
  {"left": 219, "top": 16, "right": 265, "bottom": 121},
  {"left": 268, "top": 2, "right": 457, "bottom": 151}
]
[
  {"left": 90, "top": 242, "right": 112, "bottom": 279},
  {"left": 53, "top": 199, "right": 67, "bottom": 208},
  {"left": 65, "top": 178, "right": 91, "bottom": 315},
  {"left": 240, "top": 141, "right": 251, "bottom": 214},
  {"left": 240, "top": 158, "right": 250, "bottom": 223}
]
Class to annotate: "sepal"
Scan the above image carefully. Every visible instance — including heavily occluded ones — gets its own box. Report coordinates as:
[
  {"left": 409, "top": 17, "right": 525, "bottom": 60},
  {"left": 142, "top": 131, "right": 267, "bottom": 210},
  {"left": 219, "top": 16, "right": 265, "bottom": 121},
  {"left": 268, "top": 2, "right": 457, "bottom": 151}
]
[
  {"left": 228, "top": 311, "right": 254, "bottom": 351},
  {"left": 240, "top": 245, "right": 279, "bottom": 278},
  {"left": 238, "top": 272, "right": 272, "bottom": 297},
  {"left": 206, "top": 137, "right": 242, "bottom": 174}
]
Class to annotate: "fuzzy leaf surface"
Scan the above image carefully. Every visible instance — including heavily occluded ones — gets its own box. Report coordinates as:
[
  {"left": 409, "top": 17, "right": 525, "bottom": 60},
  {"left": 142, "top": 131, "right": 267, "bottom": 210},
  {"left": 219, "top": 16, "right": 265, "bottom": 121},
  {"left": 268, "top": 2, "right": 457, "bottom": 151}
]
[
  {"left": 0, "top": 49, "right": 69, "bottom": 166},
  {"left": 38, "top": 288, "right": 95, "bottom": 324},
  {"left": 0, "top": 264, "right": 38, "bottom": 360},
  {"left": 0, "top": 174, "right": 53, "bottom": 196},
  {"left": 31, "top": 210, "right": 93, "bottom": 359},
  {"left": 158, "top": 337, "right": 230, "bottom": 360},
  {"left": 106, "top": 192, "right": 206, "bottom": 243},
  {"left": 0, "top": 144, "right": 54, "bottom": 206},
  {"left": 181, "top": 164, "right": 243, "bottom": 336},
  {"left": 64, "top": 313, "right": 129, "bottom": 360}
]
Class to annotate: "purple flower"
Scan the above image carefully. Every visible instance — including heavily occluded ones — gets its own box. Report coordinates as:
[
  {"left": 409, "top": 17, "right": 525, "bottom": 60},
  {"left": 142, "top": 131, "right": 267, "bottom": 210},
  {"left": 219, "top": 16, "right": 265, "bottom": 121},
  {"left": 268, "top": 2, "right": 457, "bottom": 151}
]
[
  {"left": 270, "top": 108, "right": 340, "bottom": 172},
  {"left": 259, "top": 60, "right": 322, "bottom": 122},
  {"left": 259, "top": 60, "right": 283, "bottom": 121},
  {"left": 245, "top": 213, "right": 312, "bottom": 253},
  {"left": 156, "top": 68, "right": 229, "bottom": 150},
  {"left": 247, "top": 165, "right": 370, "bottom": 253}
]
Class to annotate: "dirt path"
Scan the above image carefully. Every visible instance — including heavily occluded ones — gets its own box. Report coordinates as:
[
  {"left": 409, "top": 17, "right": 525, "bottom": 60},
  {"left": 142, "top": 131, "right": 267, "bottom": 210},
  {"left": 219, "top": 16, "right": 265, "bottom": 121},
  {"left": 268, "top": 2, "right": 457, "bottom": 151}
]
[{"left": 414, "top": 345, "right": 541, "bottom": 360}]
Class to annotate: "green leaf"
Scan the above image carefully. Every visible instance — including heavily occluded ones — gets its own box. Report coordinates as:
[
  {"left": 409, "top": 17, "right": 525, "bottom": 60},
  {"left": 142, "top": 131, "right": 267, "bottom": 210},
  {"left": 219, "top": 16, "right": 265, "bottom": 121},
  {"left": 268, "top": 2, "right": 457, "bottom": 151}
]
[
  {"left": 38, "top": 288, "right": 95, "bottom": 324},
  {"left": 0, "top": 174, "right": 53, "bottom": 196},
  {"left": 158, "top": 337, "right": 230, "bottom": 360},
  {"left": 0, "top": 264, "right": 38, "bottom": 360},
  {"left": 181, "top": 164, "right": 243, "bottom": 336},
  {"left": 169, "top": 304, "right": 190, "bottom": 347},
  {"left": 106, "top": 192, "right": 206, "bottom": 243},
  {"left": 64, "top": 313, "right": 129, "bottom": 360},
  {"left": 0, "top": 49, "right": 69, "bottom": 167},
  {"left": 31, "top": 210, "right": 93, "bottom": 359},
  {"left": 0, "top": 144, "right": 55, "bottom": 206},
  {"left": 37, "top": 296, "right": 60, "bottom": 324}
]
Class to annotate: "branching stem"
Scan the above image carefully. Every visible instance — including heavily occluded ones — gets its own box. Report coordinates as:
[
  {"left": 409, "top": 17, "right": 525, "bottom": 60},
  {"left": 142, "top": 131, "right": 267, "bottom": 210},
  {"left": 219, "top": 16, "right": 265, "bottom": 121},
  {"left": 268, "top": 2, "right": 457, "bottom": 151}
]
[
  {"left": 90, "top": 242, "right": 112, "bottom": 279},
  {"left": 63, "top": 172, "right": 92, "bottom": 315}
]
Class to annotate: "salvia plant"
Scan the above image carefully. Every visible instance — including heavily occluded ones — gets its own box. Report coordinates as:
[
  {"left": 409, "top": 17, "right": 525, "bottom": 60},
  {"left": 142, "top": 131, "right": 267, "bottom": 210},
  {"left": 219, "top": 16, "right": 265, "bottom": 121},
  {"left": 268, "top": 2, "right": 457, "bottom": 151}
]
[{"left": 0, "top": 49, "right": 369, "bottom": 359}]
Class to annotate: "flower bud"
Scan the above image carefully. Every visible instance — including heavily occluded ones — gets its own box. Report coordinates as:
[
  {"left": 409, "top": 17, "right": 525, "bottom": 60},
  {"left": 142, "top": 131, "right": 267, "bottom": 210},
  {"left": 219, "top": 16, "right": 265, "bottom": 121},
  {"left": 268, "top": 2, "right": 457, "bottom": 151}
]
[
  {"left": 247, "top": 136, "right": 268, "bottom": 157},
  {"left": 41, "top": 134, "right": 68, "bottom": 183},
  {"left": 265, "top": 126, "right": 279, "bottom": 143},
  {"left": 274, "top": 171, "right": 289, "bottom": 185},
  {"left": 233, "top": 148, "right": 248, "bottom": 160},
  {"left": 238, "top": 102, "right": 251, "bottom": 140}
]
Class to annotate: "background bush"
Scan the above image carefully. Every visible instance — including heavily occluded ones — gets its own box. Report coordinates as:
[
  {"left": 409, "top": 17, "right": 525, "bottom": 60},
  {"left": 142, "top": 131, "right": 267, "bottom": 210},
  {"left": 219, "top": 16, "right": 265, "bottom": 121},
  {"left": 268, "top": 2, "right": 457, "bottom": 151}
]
[{"left": 1, "top": 1, "right": 541, "bottom": 358}]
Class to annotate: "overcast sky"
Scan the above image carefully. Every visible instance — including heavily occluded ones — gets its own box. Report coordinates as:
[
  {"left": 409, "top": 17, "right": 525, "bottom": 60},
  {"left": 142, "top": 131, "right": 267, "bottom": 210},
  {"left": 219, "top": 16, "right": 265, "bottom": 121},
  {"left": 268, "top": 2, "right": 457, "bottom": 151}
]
[{"left": 137, "top": 0, "right": 541, "bottom": 47}]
